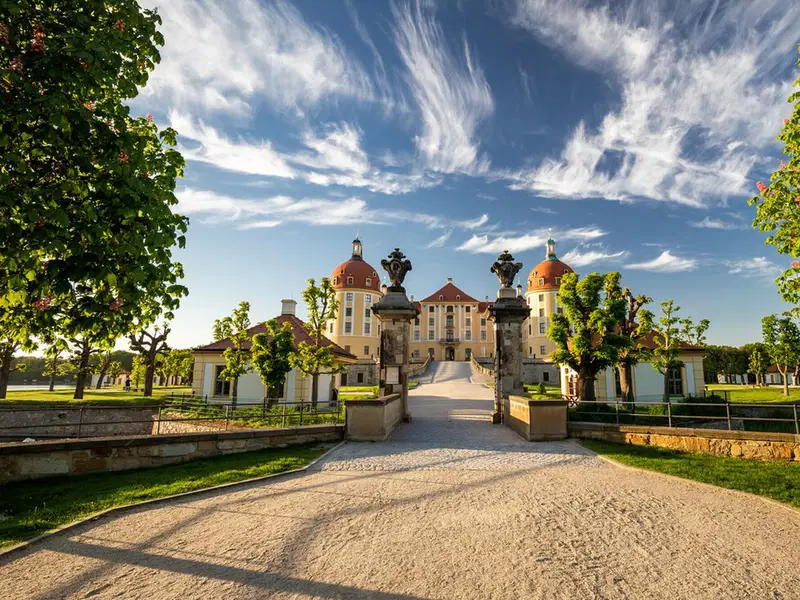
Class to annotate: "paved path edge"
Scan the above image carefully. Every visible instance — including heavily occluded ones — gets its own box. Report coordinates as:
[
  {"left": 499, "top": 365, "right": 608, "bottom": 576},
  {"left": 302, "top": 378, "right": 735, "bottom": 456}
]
[
  {"left": 0, "top": 440, "right": 347, "bottom": 561},
  {"left": 570, "top": 439, "right": 800, "bottom": 517}
]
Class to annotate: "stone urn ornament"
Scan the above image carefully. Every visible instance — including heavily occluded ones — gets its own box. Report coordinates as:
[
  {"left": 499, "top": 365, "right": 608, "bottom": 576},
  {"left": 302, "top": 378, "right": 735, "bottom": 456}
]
[
  {"left": 381, "top": 248, "right": 413, "bottom": 292},
  {"left": 491, "top": 250, "right": 523, "bottom": 289}
]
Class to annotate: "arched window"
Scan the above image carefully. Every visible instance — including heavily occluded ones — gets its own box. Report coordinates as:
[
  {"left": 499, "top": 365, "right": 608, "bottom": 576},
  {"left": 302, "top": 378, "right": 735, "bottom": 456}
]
[
  {"left": 365, "top": 278, "right": 372, "bottom": 287},
  {"left": 333, "top": 277, "right": 338, "bottom": 285},
  {"left": 347, "top": 276, "right": 354, "bottom": 285},
  {"left": 439, "top": 295, "right": 443, "bottom": 300},
  {"left": 538, "top": 277, "right": 545, "bottom": 286},
  {"left": 456, "top": 294, "right": 461, "bottom": 300}
]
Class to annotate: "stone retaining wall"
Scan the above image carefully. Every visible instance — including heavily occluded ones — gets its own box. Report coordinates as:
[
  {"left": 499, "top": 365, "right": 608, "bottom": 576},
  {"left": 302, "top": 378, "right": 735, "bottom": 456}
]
[
  {"left": 0, "top": 406, "right": 158, "bottom": 441},
  {"left": 408, "top": 357, "right": 432, "bottom": 377},
  {"left": 569, "top": 422, "right": 800, "bottom": 461},
  {"left": 0, "top": 424, "right": 344, "bottom": 483}
]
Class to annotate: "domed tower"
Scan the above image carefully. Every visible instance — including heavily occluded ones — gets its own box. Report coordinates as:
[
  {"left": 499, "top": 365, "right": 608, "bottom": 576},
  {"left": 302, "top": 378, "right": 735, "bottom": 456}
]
[
  {"left": 523, "top": 237, "right": 574, "bottom": 359},
  {"left": 327, "top": 238, "right": 383, "bottom": 382}
]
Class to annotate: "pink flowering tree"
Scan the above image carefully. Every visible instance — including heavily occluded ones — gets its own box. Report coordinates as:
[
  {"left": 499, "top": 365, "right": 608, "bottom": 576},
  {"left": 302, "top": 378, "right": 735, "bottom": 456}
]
[
  {"left": 750, "top": 44, "right": 800, "bottom": 306},
  {"left": 0, "top": 1, "right": 188, "bottom": 395}
]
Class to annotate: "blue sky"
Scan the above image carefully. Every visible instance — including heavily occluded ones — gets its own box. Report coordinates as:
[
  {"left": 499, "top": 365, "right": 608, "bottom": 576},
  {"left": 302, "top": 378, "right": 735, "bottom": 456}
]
[{"left": 133, "top": 0, "right": 800, "bottom": 349}]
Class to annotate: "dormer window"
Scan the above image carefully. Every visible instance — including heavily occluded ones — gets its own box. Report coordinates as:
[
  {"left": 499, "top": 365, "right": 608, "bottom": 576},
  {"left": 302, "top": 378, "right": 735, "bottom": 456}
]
[
  {"left": 456, "top": 295, "right": 461, "bottom": 300},
  {"left": 539, "top": 277, "right": 545, "bottom": 286},
  {"left": 347, "top": 276, "right": 354, "bottom": 285},
  {"left": 333, "top": 277, "right": 338, "bottom": 286},
  {"left": 365, "top": 278, "right": 372, "bottom": 287},
  {"left": 439, "top": 295, "right": 444, "bottom": 300},
  {"left": 555, "top": 276, "right": 561, "bottom": 285}
]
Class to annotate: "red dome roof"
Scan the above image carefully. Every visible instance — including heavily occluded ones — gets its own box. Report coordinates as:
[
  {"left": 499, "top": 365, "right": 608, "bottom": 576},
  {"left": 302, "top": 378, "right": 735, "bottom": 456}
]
[
  {"left": 331, "top": 258, "right": 381, "bottom": 292},
  {"left": 527, "top": 258, "right": 573, "bottom": 292}
]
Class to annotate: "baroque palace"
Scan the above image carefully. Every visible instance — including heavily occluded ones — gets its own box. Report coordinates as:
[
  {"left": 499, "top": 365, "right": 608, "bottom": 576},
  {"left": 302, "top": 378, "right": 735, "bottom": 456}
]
[{"left": 327, "top": 237, "right": 572, "bottom": 385}]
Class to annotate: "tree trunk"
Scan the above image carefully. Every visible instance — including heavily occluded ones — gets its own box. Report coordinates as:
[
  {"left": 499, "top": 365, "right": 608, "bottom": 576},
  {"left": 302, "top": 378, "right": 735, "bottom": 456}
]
[
  {"left": 663, "top": 371, "right": 670, "bottom": 403},
  {"left": 95, "top": 365, "right": 109, "bottom": 389},
  {"left": 311, "top": 373, "right": 319, "bottom": 409},
  {"left": 73, "top": 350, "right": 90, "bottom": 400},
  {"left": 0, "top": 349, "right": 11, "bottom": 400},
  {"left": 143, "top": 363, "right": 155, "bottom": 397},
  {"left": 49, "top": 368, "right": 56, "bottom": 392},
  {"left": 577, "top": 365, "right": 596, "bottom": 403},
  {"left": 232, "top": 377, "right": 238, "bottom": 406},
  {"left": 618, "top": 361, "right": 634, "bottom": 408},
  {"left": 782, "top": 368, "right": 790, "bottom": 396}
]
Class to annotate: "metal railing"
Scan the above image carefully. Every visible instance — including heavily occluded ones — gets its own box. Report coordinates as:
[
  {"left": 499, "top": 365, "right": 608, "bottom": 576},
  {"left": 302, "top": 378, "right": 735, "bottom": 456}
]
[
  {"left": 567, "top": 397, "right": 800, "bottom": 434},
  {"left": 0, "top": 400, "right": 344, "bottom": 440}
]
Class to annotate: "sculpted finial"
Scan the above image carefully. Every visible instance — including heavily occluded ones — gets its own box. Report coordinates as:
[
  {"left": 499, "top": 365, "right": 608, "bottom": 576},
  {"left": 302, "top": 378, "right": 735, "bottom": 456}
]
[
  {"left": 381, "top": 248, "right": 413, "bottom": 291},
  {"left": 491, "top": 250, "right": 523, "bottom": 289}
]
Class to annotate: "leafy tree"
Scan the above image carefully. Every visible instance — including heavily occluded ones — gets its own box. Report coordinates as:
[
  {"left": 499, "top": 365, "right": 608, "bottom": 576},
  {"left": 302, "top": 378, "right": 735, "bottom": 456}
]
[
  {"left": 42, "top": 338, "right": 68, "bottom": 391},
  {"left": 650, "top": 300, "right": 686, "bottom": 402},
  {"left": 762, "top": 314, "right": 800, "bottom": 396},
  {"left": 129, "top": 327, "right": 169, "bottom": 396},
  {"left": 1, "top": 1, "right": 188, "bottom": 364},
  {"left": 616, "top": 289, "right": 653, "bottom": 406},
  {"left": 748, "top": 347, "right": 770, "bottom": 386},
  {"left": 251, "top": 319, "right": 295, "bottom": 406},
  {"left": 131, "top": 355, "right": 146, "bottom": 391},
  {"left": 291, "top": 278, "right": 342, "bottom": 408},
  {"left": 213, "top": 302, "right": 252, "bottom": 403},
  {"left": 749, "top": 44, "right": 800, "bottom": 305},
  {"left": 549, "top": 272, "right": 627, "bottom": 403},
  {"left": 681, "top": 318, "right": 710, "bottom": 346},
  {"left": 0, "top": 336, "right": 33, "bottom": 398},
  {"left": 159, "top": 348, "right": 192, "bottom": 386},
  {"left": 703, "top": 345, "right": 726, "bottom": 384},
  {"left": 65, "top": 336, "right": 104, "bottom": 399},
  {"left": 93, "top": 350, "right": 115, "bottom": 389},
  {"left": 107, "top": 360, "right": 123, "bottom": 384}
]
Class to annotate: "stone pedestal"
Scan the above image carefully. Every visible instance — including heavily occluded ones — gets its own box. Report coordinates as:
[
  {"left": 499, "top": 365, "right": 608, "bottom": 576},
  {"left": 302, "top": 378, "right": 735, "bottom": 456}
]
[
  {"left": 372, "top": 290, "right": 419, "bottom": 422},
  {"left": 488, "top": 288, "right": 529, "bottom": 423}
]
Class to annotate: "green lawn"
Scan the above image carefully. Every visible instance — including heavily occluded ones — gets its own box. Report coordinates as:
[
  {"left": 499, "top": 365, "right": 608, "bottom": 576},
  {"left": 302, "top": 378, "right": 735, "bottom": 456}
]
[
  {"left": 338, "top": 382, "right": 418, "bottom": 401},
  {"left": 0, "top": 442, "right": 330, "bottom": 549},
  {"left": 0, "top": 386, "right": 193, "bottom": 406},
  {"left": 705, "top": 384, "right": 800, "bottom": 404},
  {"left": 581, "top": 439, "right": 800, "bottom": 508}
]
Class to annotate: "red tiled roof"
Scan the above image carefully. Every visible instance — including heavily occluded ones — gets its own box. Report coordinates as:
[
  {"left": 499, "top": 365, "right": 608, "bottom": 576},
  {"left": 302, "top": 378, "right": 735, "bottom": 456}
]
[
  {"left": 420, "top": 281, "right": 479, "bottom": 303},
  {"left": 331, "top": 258, "right": 380, "bottom": 292},
  {"left": 194, "top": 313, "right": 356, "bottom": 360},
  {"left": 527, "top": 258, "right": 574, "bottom": 292},
  {"left": 478, "top": 301, "right": 492, "bottom": 313}
]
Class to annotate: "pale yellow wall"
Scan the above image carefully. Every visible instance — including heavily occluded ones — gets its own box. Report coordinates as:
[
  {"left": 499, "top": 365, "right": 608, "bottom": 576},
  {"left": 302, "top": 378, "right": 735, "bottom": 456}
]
[
  {"left": 407, "top": 300, "right": 492, "bottom": 361},
  {"left": 328, "top": 288, "right": 383, "bottom": 360},
  {"left": 523, "top": 289, "right": 561, "bottom": 359}
]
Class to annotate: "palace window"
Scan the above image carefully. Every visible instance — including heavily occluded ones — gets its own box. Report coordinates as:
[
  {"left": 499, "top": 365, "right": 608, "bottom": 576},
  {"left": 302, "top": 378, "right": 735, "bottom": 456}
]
[
  {"left": 365, "top": 308, "right": 371, "bottom": 318},
  {"left": 528, "top": 324, "right": 532, "bottom": 335},
  {"left": 364, "top": 346, "right": 370, "bottom": 356},
  {"left": 347, "top": 276, "right": 354, "bottom": 285},
  {"left": 555, "top": 276, "right": 561, "bottom": 285},
  {"left": 557, "top": 306, "right": 563, "bottom": 314},
  {"left": 481, "top": 331, "right": 486, "bottom": 341},
  {"left": 481, "top": 318, "right": 486, "bottom": 327},
  {"left": 529, "top": 347, "right": 532, "bottom": 356},
  {"left": 539, "top": 307, "right": 544, "bottom": 317},
  {"left": 668, "top": 368, "right": 683, "bottom": 396},
  {"left": 539, "top": 322, "right": 546, "bottom": 334},
  {"left": 466, "top": 306, "right": 471, "bottom": 313},
  {"left": 540, "top": 345, "right": 546, "bottom": 355},
  {"left": 538, "top": 294, "right": 544, "bottom": 302},
  {"left": 447, "top": 306, "right": 453, "bottom": 313},
  {"left": 439, "top": 295, "right": 444, "bottom": 300},
  {"left": 429, "top": 306, "right": 435, "bottom": 313},
  {"left": 538, "top": 278, "right": 545, "bottom": 286},
  {"left": 429, "top": 317, "right": 435, "bottom": 326},
  {"left": 346, "top": 292, "right": 354, "bottom": 302},
  {"left": 333, "top": 277, "right": 338, "bottom": 286},
  {"left": 345, "top": 322, "right": 352, "bottom": 334},
  {"left": 345, "top": 307, "right": 352, "bottom": 317},
  {"left": 365, "top": 294, "right": 372, "bottom": 304},
  {"left": 456, "top": 295, "right": 461, "bottom": 300},
  {"left": 465, "top": 318, "right": 471, "bottom": 326},
  {"left": 364, "top": 322, "right": 371, "bottom": 334},
  {"left": 446, "top": 316, "right": 453, "bottom": 327},
  {"left": 365, "top": 278, "right": 372, "bottom": 288},
  {"left": 465, "top": 332, "right": 471, "bottom": 340},
  {"left": 428, "top": 330, "right": 434, "bottom": 340},
  {"left": 214, "top": 365, "right": 231, "bottom": 397},
  {"left": 414, "top": 330, "right": 420, "bottom": 341},
  {"left": 412, "top": 350, "right": 420, "bottom": 358}
]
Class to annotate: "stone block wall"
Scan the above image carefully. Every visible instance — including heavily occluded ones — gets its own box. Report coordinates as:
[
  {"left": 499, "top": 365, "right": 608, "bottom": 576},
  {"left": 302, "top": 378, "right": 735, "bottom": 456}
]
[
  {"left": 0, "top": 407, "right": 158, "bottom": 441},
  {"left": 569, "top": 422, "right": 800, "bottom": 462},
  {"left": 0, "top": 425, "right": 344, "bottom": 483},
  {"left": 343, "top": 361, "right": 379, "bottom": 386},
  {"left": 521, "top": 360, "right": 561, "bottom": 385}
]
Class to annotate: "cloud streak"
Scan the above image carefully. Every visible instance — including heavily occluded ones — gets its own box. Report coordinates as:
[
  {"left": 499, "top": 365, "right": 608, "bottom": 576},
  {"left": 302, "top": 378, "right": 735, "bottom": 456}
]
[
  {"left": 456, "top": 227, "right": 606, "bottom": 254},
  {"left": 626, "top": 251, "right": 697, "bottom": 273}
]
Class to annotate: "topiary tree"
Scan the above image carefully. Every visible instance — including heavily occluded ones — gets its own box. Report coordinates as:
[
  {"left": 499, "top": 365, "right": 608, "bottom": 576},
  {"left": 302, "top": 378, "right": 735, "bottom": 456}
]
[
  {"left": 750, "top": 44, "right": 800, "bottom": 303},
  {"left": 251, "top": 319, "right": 295, "bottom": 406},
  {"left": 549, "top": 272, "right": 627, "bottom": 403},
  {"left": 1, "top": 1, "right": 188, "bottom": 366},
  {"left": 213, "top": 302, "right": 252, "bottom": 404},
  {"left": 292, "top": 278, "right": 342, "bottom": 408},
  {"left": 762, "top": 314, "right": 800, "bottom": 396}
]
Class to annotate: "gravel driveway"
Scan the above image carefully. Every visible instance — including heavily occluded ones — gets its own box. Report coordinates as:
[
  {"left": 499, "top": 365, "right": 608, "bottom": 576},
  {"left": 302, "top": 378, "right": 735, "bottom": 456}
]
[{"left": 2, "top": 361, "right": 799, "bottom": 599}]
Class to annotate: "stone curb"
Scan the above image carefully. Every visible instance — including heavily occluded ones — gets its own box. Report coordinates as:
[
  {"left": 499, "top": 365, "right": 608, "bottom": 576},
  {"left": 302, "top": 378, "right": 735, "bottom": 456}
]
[
  {"left": 0, "top": 440, "right": 346, "bottom": 561},
  {"left": 569, "top": 439, "right": 800, "bottom": 518}
]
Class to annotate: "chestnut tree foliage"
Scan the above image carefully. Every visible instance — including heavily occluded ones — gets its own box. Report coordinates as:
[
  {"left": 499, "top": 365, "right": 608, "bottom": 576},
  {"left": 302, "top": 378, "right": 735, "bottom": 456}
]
[
  {"left": 0, "top": 2, "right": 188, "bottom": 365},
  {"left": 750, "top": 44, "right": 800, "bottom": 304}
]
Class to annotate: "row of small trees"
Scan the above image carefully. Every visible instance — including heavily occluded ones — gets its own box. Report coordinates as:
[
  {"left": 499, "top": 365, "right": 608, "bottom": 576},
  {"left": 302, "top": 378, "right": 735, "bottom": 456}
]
[
  {"left": 548, "top": 272, "right": 709, "bottom": 404},
  {"left": 212, "top": 278, "right": 340, "bottom": 408}
]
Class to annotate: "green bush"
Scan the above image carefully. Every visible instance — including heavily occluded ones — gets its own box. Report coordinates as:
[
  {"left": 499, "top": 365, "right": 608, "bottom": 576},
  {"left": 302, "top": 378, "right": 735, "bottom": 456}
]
[{"left": 536, "top": 382, "right": 547, "bottom": 395}]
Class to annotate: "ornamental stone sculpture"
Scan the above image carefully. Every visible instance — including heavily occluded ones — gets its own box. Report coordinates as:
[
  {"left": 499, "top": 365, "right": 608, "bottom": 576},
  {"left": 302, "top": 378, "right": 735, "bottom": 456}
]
[
  {"left": 381, "top": 248, "right": 412, "bottom": 291},
  {"left": 490, "top": 250, "right": 523, "bottom": 289}
]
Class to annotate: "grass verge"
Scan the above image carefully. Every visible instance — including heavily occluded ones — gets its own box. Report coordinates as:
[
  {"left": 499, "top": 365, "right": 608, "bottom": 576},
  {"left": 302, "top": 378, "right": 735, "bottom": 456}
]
[
  {"left": 581, "top": 439, "right": 800, "bottom": 508},
  {"left": 705, "top": 385, "right": 800, "bottom": 404},
  {"left": 1, "top": 386, "right": 194, "bottom": 406},
  {"left": 0, "top": 442, "right": 330, "bottom": 549}
]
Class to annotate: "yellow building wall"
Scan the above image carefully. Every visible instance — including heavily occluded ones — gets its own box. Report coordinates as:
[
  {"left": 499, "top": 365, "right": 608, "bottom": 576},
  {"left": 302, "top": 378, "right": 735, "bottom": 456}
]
[
  {"left": 407, "top": 300, "right": 492, "bottom": 361},
  {"left": 328, "top": 288, "right": 382, "bottom": 361},
  {"left": 523, "top": 289, "right": 560, "bottom": 359}
]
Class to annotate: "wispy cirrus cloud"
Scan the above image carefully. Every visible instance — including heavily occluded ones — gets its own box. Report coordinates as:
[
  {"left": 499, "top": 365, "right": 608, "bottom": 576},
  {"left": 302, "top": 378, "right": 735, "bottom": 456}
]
[
  {"left": 426, "top": 230, "right": 453, "bottom": 249},
  {"left": 176, "top": 188, "right": 488, "bottom": 232},
  {"left": 138, "top": 0, "right": 375, "bottom": 116},
  {"left": 393, "top": 0, "right": 494, "bottom": 174},
  {"left": 561, "top": 248, "right": 629, "bottom": 267},
  {"left": 725, "top": 257, "right": 783, "bottom": 279},
  {"left": 626, "top": 250, "right": 697, "bottom": 273},
  {"left": 690, "top": 216, "right": 746, "bottom": 230},
  {"left": 504, "top": 0, "right": 800, "bottom": 207},
  {"left": 456, "top": 227, "right": 605, "bottom": 254}
]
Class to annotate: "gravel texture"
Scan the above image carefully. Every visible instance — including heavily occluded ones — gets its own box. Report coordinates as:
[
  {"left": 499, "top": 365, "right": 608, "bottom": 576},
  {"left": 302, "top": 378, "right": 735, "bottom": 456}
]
[{"left": 2, "top": 361, "right": 799, "bottom": 599}]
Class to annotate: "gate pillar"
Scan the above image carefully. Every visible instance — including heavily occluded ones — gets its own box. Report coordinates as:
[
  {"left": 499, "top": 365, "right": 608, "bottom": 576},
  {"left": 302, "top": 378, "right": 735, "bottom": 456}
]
[
  {"left": 488, "top": 251, "right": 529, "bottom": 424},
  {"left": 372, "top": 248, "right": 419, "bottom": 422}
]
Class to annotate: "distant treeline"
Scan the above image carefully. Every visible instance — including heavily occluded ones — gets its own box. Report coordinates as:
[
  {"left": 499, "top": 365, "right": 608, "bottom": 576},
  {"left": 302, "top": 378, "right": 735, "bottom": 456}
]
[{"left": 9, "top": 350, "right": 136, "bottom": 385}]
